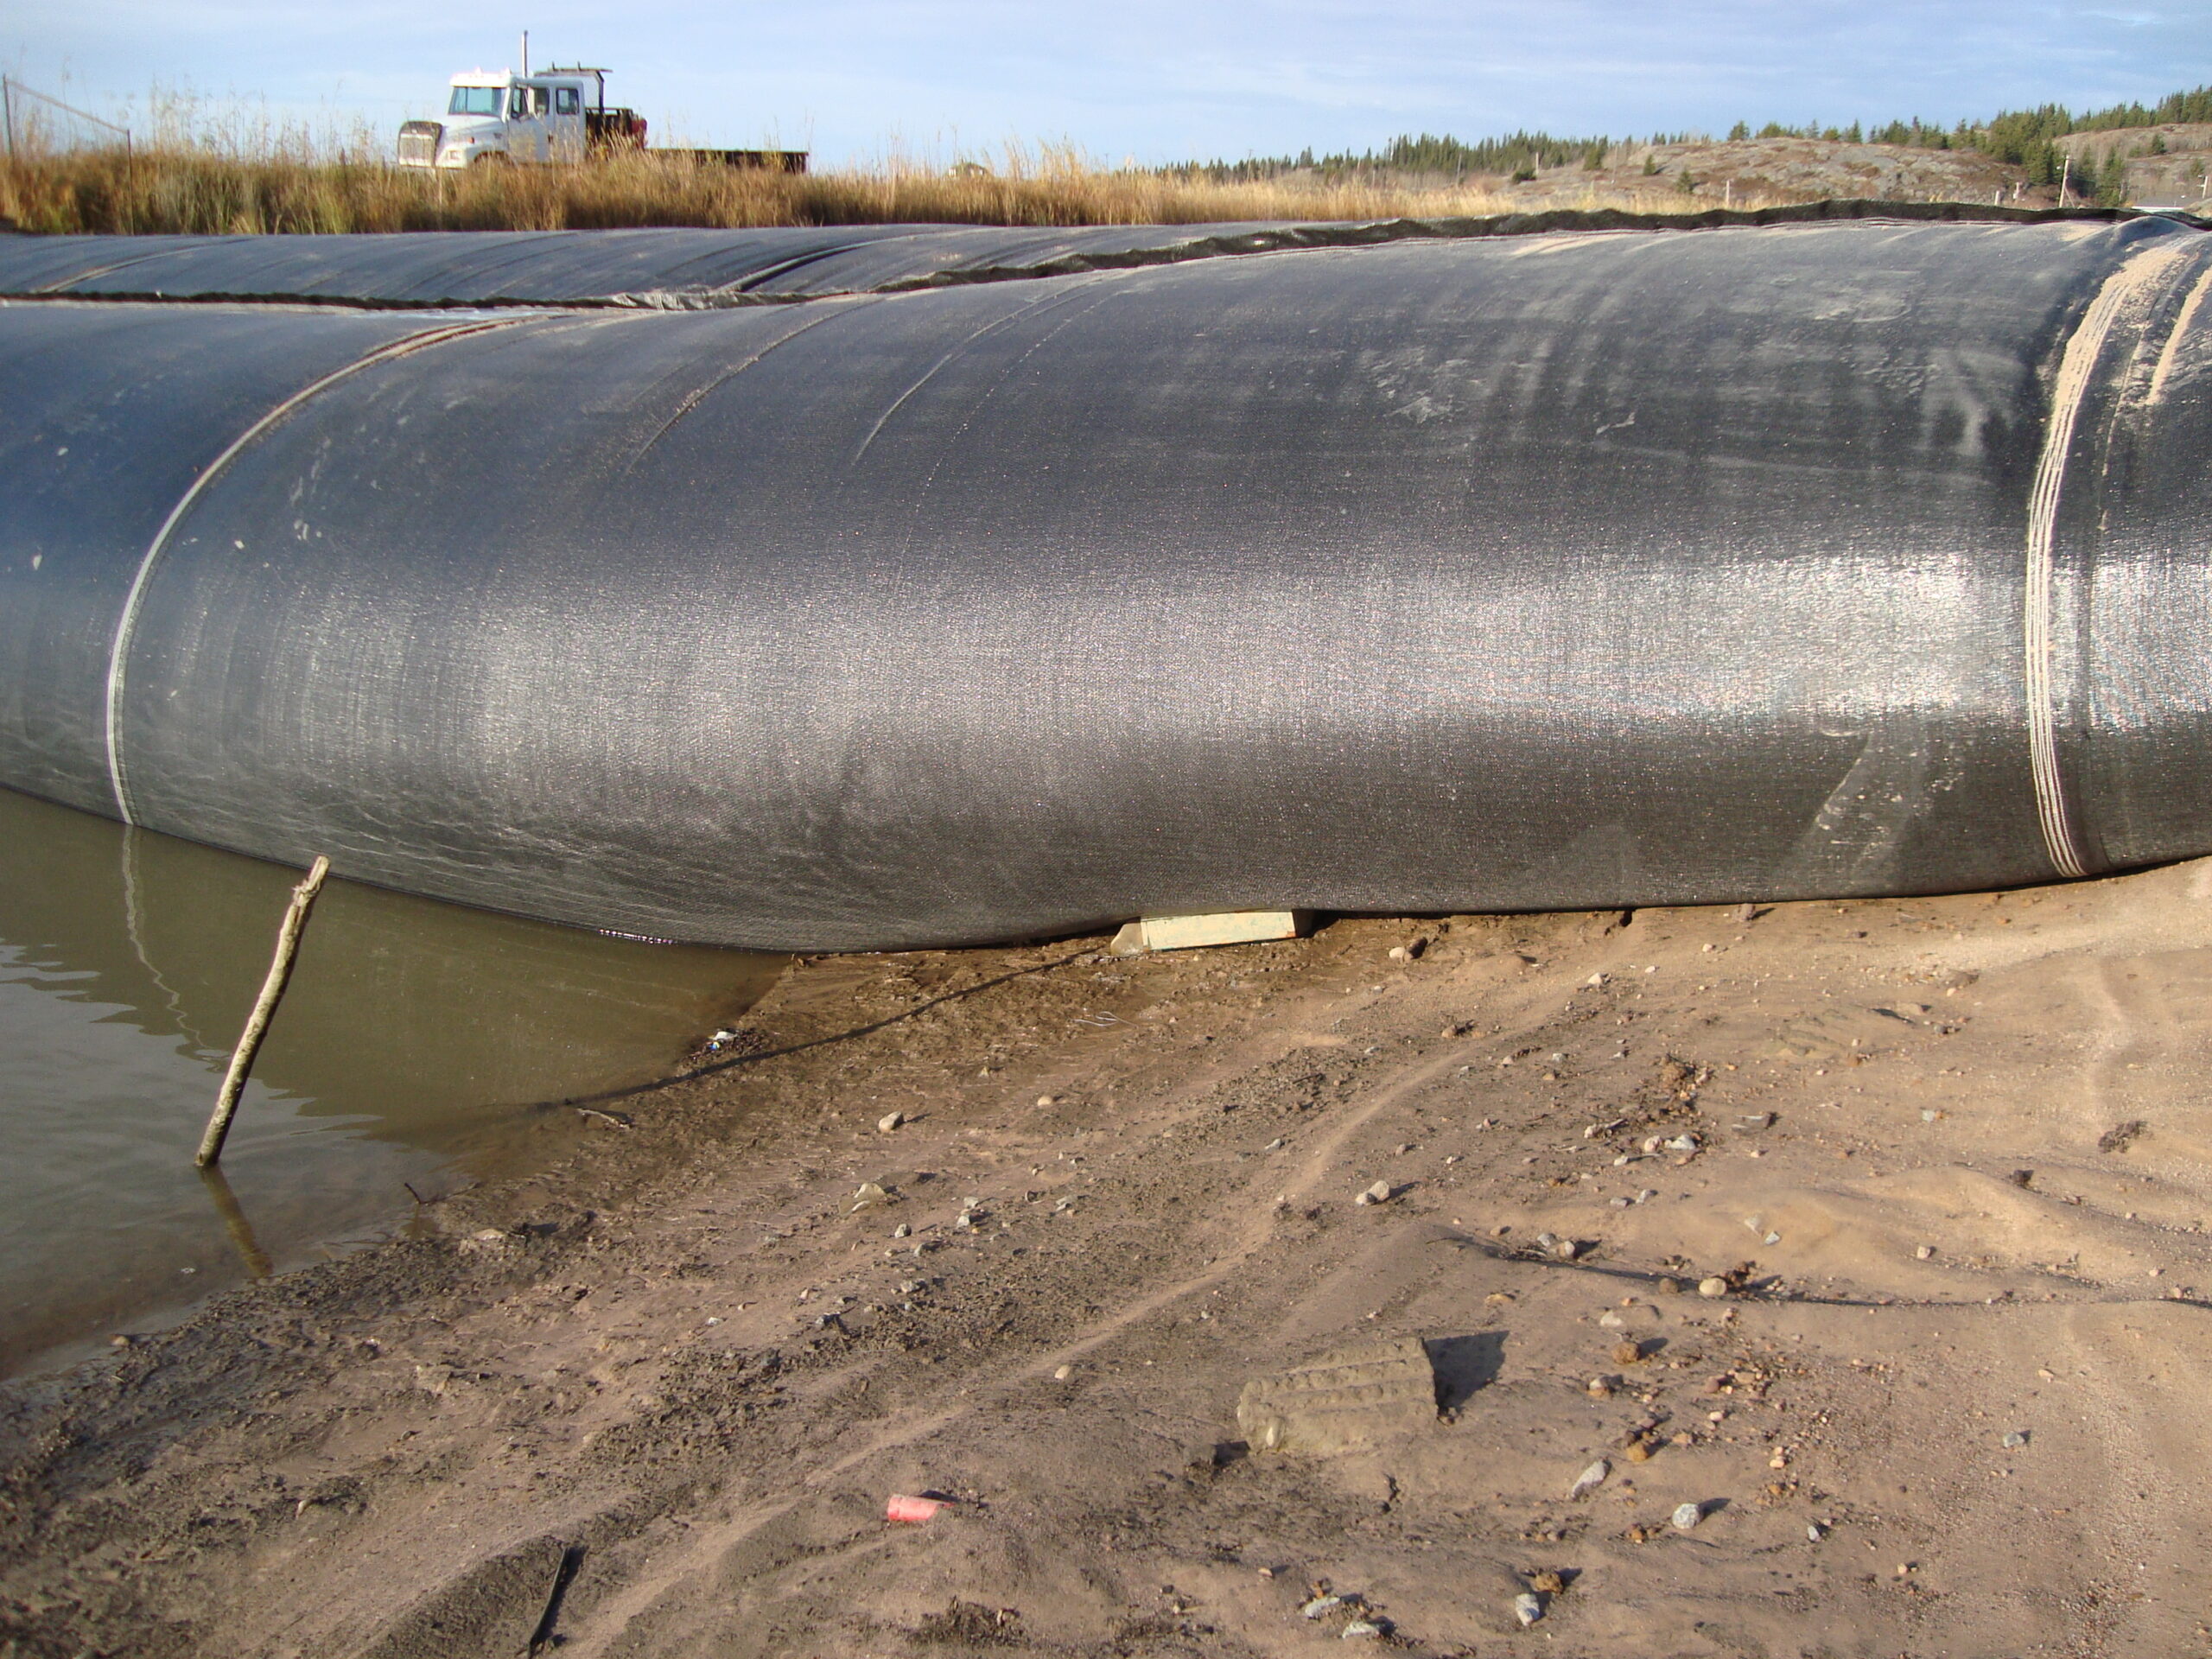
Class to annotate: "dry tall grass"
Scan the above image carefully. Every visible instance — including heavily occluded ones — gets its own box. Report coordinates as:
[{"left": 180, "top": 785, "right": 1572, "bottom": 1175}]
[{"left": 0, "top": 141, "right": 1794, "bottom": 235}]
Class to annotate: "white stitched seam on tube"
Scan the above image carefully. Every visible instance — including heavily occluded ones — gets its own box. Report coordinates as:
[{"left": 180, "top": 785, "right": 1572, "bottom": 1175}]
[
  {"left": 2022, "top": 243, "right": 2188, "bottom": 880},
  {"left": 101, "top": 317, "right": 529, "bottom": 825}
]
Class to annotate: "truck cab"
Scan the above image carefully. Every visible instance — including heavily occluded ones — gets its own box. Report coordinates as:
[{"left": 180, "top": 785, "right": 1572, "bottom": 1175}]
[
  {"left": 502, "top": 74, "right": 589, "bottom": 163},
  {"left": 397, "top": 67, "right": 641, "bottom": 169}
]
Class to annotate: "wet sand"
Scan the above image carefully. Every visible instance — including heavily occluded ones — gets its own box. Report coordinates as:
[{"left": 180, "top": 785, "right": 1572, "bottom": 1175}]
[{"left": 5, "top": 862, "right": 2210, "bottom": 1656}]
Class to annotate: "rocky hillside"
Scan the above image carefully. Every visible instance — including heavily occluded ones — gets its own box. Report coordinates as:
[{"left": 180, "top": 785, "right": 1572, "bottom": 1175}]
[
  {"left": 1259, "top": 130, "right": 2207, "bottom": 215},
  {"left": 2055, "top": 123, "right": 2212, "bottom": 209},
  {"left": 1486, "top": 134, "right": 2028, "bottom": 212}
]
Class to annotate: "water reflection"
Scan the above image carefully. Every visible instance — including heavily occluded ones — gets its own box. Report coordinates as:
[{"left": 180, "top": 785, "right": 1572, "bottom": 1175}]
[
  {"left": 0, "top": 785, "right": 782, "bottom": 1376},
  {"left": 198, "top": 1164, "right": 273, "bottom": 1279}
]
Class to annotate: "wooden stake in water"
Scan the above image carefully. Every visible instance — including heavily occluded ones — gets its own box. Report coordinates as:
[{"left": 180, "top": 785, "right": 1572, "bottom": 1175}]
[{"left": 195, "top": 855, "right": 330, "bottom": 1168}]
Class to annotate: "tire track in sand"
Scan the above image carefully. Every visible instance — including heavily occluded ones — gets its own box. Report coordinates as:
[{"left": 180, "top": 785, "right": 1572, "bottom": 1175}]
[{"left": 557, "top": 988, "right": 1541, "bottom": 1656}]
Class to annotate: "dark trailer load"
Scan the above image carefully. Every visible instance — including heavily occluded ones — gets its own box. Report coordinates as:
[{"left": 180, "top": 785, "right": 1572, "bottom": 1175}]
[{"left": 652, "top": 148, "right": 809, "bottom": 171}]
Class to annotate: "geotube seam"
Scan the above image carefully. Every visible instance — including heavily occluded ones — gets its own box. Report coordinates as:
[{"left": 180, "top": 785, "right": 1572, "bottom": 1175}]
[
  {"left": 623, "top": 300, "right": 869, "bottom": 467},
  {"left": 849, "top": 274, "right": 1121, "bottom": 468},
  {"left": 100, "top": 316, "right": 531, "bottom": 825},
  {"left": 29, "top": 245, "right": 191, "bottom": 293},
  {"left": 2022, "top": 243, "right": 2190, "bottom": 880}
]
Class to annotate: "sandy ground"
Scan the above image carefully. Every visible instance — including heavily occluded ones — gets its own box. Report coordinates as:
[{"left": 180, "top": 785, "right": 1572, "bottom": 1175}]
[{"left": 7, "top": 863, "right": 2212, "bottom": 1658}]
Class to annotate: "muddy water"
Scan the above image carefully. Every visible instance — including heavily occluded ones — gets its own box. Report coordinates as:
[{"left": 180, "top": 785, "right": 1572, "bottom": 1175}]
[{"left": 0, "top": 786, "right": 782, "bottom": 1378}]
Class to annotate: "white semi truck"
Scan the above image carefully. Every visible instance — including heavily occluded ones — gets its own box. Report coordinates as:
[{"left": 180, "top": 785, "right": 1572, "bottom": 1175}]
[{"left": 397, "top": 62, "right": 804, "bottom": 172}]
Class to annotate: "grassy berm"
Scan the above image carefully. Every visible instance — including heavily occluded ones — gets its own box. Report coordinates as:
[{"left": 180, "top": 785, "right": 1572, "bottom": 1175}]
[
  {"left": 1, "top": 145, "right": 1525, "bottom": 233},
  {"left": 6, "top": 864, "right": 2212, "bottom": 1656},
  {"left": 0, "top": 127, "right": 2152, "bottom": 234}
]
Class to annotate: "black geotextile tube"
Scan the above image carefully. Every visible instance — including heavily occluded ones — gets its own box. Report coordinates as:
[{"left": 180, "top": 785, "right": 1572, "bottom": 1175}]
[
  {"left": 0, "top": 200, "right": 2184, "bottom": 308},
  {"left": 3, "top": 214, "right": 2210, "bottom": 950},
  {"left": 0, "top": 220, "right": 1285, "bottom": 305}
]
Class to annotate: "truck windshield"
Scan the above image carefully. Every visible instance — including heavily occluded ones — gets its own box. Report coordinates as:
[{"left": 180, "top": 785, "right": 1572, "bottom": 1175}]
[{"left": 448, "top": 86, "right": 502, "bottom": 116}]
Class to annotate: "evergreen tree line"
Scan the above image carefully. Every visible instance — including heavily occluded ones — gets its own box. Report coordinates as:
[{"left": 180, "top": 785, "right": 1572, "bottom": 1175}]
[
  {"left": 1974, "top": 87, "right": 2211, "bottom": 195},
  {"left": 1166, "top": 129, "right": 1693, "bottom": 185},
  {"left": 1167, "top": 83, "right": 2209, "bottom": 204}
]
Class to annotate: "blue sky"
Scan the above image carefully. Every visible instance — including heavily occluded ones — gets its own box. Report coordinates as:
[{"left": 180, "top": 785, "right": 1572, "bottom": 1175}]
[{"left": 8, "top": 1, "right": 2209, "bottom": 163}]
